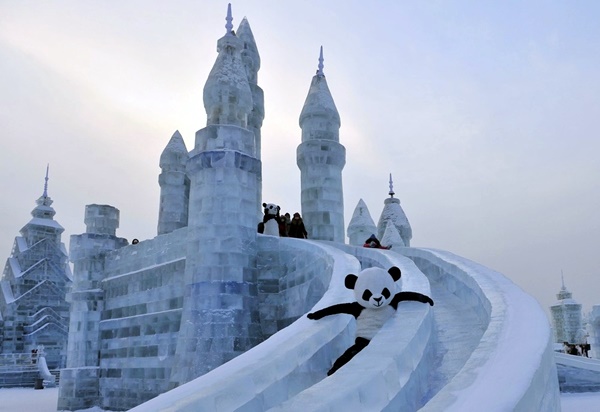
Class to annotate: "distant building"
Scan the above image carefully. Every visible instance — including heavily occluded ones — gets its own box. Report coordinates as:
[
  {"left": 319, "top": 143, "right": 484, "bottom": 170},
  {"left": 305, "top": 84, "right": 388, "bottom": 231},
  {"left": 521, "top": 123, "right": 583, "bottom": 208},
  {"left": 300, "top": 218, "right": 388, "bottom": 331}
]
[
  {"left": 550, "top": 277, "right": 584, "bottom": 344},
  {"left": 0, "top": 168, "right": 72, "bottom": 370}
]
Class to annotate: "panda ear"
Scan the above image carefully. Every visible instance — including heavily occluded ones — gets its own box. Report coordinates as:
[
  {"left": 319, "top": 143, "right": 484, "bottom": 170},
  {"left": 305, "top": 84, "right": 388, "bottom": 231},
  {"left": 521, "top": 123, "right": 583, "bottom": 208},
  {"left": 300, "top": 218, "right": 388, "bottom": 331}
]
[
  {"left": 345, "top": 274, "right": 358, "bottom": 290},
  {"left": 262, "top": 203, "right": 267, "bottom": 207},
  {"left": 388, "top": 266, "right": 401, "bottom": 281}
]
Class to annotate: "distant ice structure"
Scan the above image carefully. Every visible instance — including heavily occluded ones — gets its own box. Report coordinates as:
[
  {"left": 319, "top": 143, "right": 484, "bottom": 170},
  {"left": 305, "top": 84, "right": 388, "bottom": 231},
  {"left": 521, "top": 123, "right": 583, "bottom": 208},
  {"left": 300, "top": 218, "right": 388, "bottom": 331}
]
[
  {"left": 377, "top": 174, "right": 412, "bottom": 246},
  {"left": 551, "top": 275, "right": 584, "bottom": 344},
  {"left": 0, "top": 166, "right": 71, "bottom": 375}
]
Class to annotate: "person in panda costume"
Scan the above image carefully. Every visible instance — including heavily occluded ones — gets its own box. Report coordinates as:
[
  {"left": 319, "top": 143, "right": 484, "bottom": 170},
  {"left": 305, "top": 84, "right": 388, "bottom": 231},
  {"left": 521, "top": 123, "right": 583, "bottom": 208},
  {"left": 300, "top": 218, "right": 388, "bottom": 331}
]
[
  {"left": 262, "top": 203, "right": 281, "bottom": 236},
  {"left": 307, "top": 266, "right": 433, "bottom": 375}
]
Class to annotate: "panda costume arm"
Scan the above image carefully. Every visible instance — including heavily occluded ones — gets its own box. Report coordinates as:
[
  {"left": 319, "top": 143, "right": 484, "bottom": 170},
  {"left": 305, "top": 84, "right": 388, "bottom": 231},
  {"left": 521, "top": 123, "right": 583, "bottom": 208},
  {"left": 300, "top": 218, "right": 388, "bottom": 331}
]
[
  {"left": 390, "top": 291, "right": 434, "bottom": 309},
  {"left": 307, "top": 302, "right": 364, "bottom": 319}
]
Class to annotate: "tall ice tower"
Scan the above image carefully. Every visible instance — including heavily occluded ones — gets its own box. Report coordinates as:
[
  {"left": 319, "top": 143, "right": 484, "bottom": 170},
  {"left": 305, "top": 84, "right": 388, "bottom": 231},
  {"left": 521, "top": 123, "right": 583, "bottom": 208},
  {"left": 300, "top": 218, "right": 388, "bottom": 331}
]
[
  {"left": 297, "top": 47, "right": 346, "bottom": 242},
  {"left": 170, "top": 5, "right": 263, "bottom": 386}
]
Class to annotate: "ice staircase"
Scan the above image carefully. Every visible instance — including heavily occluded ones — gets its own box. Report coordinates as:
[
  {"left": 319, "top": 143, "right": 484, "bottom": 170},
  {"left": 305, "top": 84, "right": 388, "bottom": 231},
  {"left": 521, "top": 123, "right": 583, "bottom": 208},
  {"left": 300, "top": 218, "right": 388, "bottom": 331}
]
[{"left": 131, "top": 241, "right": 561, "bottom": 411}]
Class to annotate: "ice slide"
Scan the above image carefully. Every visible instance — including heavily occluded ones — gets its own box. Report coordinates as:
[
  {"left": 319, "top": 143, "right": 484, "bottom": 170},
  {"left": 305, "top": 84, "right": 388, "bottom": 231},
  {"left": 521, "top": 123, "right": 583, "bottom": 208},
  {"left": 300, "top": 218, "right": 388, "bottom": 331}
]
[{"left": 131, "top": 240, "right": 560, "bottom": 411}]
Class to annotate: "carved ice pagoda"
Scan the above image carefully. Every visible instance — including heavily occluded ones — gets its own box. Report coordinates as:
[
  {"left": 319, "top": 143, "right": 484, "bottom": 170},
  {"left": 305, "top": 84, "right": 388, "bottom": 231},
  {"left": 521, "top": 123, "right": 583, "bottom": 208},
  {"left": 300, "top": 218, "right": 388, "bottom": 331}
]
[{"left": 0, "top": 167, "right": 72, "bottom": 372}]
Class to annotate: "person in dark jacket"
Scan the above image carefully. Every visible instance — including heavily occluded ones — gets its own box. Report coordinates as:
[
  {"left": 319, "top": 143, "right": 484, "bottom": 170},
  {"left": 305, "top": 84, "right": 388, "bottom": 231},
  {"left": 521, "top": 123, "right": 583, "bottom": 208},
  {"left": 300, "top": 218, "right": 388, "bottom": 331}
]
[
  {"left": 288, "top": 212, "right": 308, "bottom": 239},
  {"left": 363, "top": 234, "right": 391, "bottom": 249}
]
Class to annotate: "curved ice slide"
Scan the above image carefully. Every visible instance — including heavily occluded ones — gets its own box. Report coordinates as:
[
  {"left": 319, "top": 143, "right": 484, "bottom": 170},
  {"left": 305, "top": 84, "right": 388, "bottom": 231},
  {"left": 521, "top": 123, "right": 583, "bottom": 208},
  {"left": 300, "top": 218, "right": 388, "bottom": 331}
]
[{"left": 131, "top": 240, "right": 560, "bottom": 411}]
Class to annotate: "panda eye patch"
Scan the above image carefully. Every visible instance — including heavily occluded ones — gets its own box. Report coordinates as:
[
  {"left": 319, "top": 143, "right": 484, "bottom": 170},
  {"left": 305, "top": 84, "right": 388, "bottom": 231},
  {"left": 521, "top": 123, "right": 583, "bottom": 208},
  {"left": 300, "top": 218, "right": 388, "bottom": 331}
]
[
  {"left": 362, "top": 290, "right": 373, "bottom": 301},
  {"left": 382, "top": 288, "right": 391, "bottom": 299}
]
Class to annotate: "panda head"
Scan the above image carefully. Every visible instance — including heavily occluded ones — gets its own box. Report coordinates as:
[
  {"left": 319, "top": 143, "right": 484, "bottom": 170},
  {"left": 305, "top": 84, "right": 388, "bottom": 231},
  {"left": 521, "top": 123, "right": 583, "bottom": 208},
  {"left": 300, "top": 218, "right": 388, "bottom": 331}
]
[
  {"left": 262, "top": 203, "right": 280, "bottom": 216},
  {"left": 345, "top": 266, "right": 401, "bottom": 309}
]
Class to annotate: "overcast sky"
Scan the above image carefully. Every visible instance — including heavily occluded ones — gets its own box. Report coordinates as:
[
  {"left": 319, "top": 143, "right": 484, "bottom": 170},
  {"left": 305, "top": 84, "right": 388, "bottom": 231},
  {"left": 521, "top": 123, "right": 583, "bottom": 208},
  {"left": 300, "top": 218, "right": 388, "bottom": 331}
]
[{"left": 1, "top": 1, "right": 598, "bottom": 319}]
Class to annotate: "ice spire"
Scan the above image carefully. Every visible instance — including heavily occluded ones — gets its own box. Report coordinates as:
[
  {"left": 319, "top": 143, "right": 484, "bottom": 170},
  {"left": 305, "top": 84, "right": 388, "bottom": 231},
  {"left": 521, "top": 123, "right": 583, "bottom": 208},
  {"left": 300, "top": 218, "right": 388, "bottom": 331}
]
[
  {"left": 43, "top": 164, "right": 49, "bottom": 198},
  {"left": 347, "top": 199, "right": 377, "bottom": 246},
  {"left": 388, "top": 173, "right": 395, "bottom": 198},
  {"left": 23, "top": 164, "right": 63, "bottom": 237},
  {"left": 225, "top": 3, "right": 233, "bottom": 35},
  {"left": 160, "top": 130, "right": 188, "bottom": 169},
  {"left": 317, "top": 46, "right": 324, "bottom": 77},
  {"left": 36, "top": 164, "right": 53, "bottom": 208}
]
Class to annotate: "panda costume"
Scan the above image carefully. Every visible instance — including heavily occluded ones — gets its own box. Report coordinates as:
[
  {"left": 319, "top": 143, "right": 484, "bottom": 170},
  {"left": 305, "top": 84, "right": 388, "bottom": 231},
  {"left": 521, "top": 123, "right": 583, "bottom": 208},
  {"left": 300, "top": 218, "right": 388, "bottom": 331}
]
[
  {"left": 307, "top": 266, "right": 433, "bottom": 375},
  {"left": 262, "top": 203, "right": 281, "bottom": 236}
]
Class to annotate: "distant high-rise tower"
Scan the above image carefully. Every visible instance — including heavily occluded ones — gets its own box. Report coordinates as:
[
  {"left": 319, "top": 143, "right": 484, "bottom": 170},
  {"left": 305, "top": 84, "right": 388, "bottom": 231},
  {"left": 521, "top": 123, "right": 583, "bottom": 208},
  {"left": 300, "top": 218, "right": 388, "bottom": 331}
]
[
  {"left": 297, "top": 47, "right": 346, "bottom": 242},
  {"left": 377, "top": 174, "right": 412, "bottom": 246},
  {"left": 550, "top": 276, "right": 584, "bottom": 344},
  {"left": 0, "top": 166, "right": 72, "bottom": 369},
  {"left": 157, "top": 130, "right": 190, "bottom": 235},
  {"left": 169, "top": 5, "right": 263, "bottom": 387}
]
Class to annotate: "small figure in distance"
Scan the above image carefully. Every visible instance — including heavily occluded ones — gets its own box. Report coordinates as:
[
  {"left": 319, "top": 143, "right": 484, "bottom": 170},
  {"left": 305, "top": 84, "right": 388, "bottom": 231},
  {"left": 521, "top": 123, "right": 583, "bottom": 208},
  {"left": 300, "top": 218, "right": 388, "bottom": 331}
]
[
  {"left": 283, "top": 212, "right": 291, "bottom": 236},
  {"left": 363, "top": 234, "right": 391, "bottom": 250},
  {"left": 132, "top": 239, "right": 140, "bottom": 245},
  {"left": 288, "top": 212, "right": 308, "bottom": 239}
]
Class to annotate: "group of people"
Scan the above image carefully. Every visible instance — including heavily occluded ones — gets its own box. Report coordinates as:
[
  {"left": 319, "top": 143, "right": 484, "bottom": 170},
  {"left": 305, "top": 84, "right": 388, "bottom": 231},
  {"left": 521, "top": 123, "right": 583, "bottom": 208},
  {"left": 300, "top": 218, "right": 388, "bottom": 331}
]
[
  {"left": 258, "top": 211, "right": 308, "bottom": 239},
  {"left": 563, "top": 341, "right": 590, "bottom": 357}
]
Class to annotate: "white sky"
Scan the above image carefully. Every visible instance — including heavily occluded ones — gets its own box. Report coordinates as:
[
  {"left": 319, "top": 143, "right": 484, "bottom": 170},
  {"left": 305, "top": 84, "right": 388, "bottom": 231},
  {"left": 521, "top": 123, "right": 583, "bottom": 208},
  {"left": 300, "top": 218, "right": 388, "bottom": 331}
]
[{"left": 1, "top": 1, "right": 599, "bottom": 318}]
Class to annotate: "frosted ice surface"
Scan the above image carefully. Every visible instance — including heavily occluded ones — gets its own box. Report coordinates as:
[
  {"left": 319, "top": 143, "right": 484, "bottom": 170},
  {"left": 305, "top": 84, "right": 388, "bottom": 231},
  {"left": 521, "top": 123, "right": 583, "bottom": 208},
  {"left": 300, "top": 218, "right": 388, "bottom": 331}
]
[{"left": 381, "top": 220, "right": 405, "bottom": 248}]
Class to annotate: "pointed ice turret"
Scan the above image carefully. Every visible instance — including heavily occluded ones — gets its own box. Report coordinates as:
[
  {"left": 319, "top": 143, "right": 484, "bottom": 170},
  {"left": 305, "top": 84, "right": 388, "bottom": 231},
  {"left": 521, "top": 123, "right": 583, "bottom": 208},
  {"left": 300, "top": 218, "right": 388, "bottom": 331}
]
[
  {"left": 381, "top": 220, "right": 405, "bottom": 249},
  {"left": 297, "top": 47, "right": 346, "bottom": 242},
  {"left": 377, "top": 174, "right": 412, "bottom": 246},
  {"left": 347, "top": 199, "right": 377, "bottom": 246},
  {"left": 237, "top": 17, "right": 260, "bottom": 84},
  {"left": 299, "top": 46, "right": 341, "bottom": 142},
  {"left": 203, "top": 4, "right": 253, "bottom": 128},
  {"left": 550, "top": 274, "right": 583, "bottom": 344},
  {"left": 237, "top": 16, "right": 265, "bottom": 213},
  {"left": 158, "top": 130, "right": 190, "bottom": 235}
]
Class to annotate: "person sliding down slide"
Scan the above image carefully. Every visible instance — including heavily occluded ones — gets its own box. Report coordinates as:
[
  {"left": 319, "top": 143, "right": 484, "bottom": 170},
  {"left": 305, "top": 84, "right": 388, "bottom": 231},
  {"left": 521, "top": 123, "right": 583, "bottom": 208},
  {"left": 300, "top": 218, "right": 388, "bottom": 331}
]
[{"left": 363, "top": 234, "right": 391, "bottom": 249}]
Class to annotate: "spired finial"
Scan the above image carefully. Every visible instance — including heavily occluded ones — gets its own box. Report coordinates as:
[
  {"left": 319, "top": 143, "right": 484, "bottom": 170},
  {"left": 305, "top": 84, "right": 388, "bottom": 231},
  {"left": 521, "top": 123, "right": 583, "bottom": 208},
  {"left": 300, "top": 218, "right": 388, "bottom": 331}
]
[
  {"left": 561, "top": 270, "right": 565, "bottom": 289},
  {"left": 225, "top": 3, "right": 233, "bottom": 35},
  {"left": 316, "top": 46, "right": 324, "bottom": 77},
  {"left": 388, "top": 173, "right": 395, "bottom": 198},
  {"left": 43, "top": 164, "right": 49, "bottom": 198}
]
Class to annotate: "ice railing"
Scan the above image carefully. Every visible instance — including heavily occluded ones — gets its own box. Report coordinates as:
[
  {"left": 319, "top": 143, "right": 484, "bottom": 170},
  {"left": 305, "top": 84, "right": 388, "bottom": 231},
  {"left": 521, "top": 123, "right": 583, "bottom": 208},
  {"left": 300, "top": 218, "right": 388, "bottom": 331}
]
[
  {"left": 402, "top": 248, "right": 560, "bottom": 412},
  {"left": 130, "top": 239, "right": 434, "bottom": 411}
]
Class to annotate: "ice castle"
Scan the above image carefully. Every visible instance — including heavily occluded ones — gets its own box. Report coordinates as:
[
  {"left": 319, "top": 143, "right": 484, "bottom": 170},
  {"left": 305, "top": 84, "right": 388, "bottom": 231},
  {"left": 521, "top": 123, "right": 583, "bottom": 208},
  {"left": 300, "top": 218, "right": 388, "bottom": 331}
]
[{"left": 51, "top": 5, "right": 564, "bottom": 411}]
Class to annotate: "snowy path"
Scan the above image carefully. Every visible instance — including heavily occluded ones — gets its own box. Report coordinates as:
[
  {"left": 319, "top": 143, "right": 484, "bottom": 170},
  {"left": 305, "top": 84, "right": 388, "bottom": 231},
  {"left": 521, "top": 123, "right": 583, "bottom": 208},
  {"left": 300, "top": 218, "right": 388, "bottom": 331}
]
[{"left": 424, "top": 277, "right": 487, "bottom": 400}]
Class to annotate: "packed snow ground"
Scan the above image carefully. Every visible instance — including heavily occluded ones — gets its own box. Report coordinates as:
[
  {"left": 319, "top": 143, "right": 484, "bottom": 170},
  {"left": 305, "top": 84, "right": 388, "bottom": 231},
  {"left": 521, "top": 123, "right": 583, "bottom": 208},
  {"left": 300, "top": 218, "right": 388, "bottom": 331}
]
[{"left": 0, "top": 387, "right": 597, "bottom": 411}]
